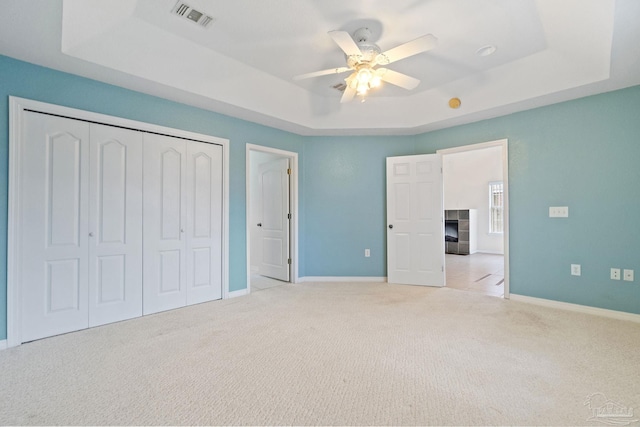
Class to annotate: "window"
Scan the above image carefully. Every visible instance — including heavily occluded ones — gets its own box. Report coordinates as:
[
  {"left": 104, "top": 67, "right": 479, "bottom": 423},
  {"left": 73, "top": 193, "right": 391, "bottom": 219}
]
[{"left": 489, "top": 181, "right": 504, "bottom": 233}]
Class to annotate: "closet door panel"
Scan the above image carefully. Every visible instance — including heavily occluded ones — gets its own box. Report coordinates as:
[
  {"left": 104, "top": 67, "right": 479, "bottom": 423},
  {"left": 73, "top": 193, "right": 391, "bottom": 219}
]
[
  {"left": 186, "top": 142, "right": 223, "bottom": 304},
  {"left": 88, "top": 124, "right": 143, "bottom": 327},
  {"left": 21, "top": 112, "right": 90, "bottom": 342},
  {"left": 143, "top": 134, "right": 187, "bottom": 314}
]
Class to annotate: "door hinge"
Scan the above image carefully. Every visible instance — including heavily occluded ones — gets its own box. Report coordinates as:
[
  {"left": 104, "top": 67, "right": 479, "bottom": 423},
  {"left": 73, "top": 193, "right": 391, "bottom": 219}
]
[
  {"left": 442, "top": 266, "right": 444, "bottom": 272},
  {"left": 288, "top": 258, "right": 292, "bottom": 265},
  {"left": 287, "top": 213, "right": 291, "bottom": 219},
  {"left": 287, "top": 168, "right": 292, "bottom": 175}
]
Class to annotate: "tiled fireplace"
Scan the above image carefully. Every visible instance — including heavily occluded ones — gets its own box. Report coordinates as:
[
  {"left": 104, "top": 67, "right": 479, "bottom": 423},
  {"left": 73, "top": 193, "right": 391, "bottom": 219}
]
[{"left": 445, "top": 209, "right": 477, "bottom": 255}]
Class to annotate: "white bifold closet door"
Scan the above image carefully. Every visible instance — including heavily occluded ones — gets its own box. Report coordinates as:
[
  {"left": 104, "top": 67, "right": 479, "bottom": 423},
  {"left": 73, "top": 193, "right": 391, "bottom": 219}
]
[
  {"left": 88, "top": 124, "right": 143, "bottom": 327},
  {"left": 142, "top": 133, "right": 222, "bottom": 315},
  {"left": 20, "top": 113, "right": 143, "bottom": 342}
]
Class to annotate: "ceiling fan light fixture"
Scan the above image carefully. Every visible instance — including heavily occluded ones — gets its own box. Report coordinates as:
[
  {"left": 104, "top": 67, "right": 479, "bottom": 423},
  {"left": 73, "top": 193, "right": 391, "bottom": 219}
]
[
  {"left": 356, "top": 67, "right": 373, "bottom": 83},
  {"left": 296, "top": 28, "right": 438, "bottom": 103}
]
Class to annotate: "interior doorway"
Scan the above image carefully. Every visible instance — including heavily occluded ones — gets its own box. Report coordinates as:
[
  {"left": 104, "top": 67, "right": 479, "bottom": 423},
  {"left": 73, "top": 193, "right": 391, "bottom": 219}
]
[
  {"left": 246, "top": 144, "right": 299, "bottom": 293},
  {"left": 438, "top": 139, "right": 509, "bottom": 298}
]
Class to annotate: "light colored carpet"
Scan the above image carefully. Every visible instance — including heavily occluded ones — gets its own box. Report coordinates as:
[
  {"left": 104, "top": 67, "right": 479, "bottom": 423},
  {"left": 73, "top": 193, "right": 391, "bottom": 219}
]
[{"left": 1, "top": 282, "right": 639, "bottom": 426}]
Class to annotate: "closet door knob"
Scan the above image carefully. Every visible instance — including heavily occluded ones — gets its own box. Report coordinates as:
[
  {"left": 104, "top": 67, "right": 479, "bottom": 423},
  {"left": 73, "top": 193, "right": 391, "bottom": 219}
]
[
  {"left": 180, "top": 229, "right": 184, "bottom": 233},
  {"left": 89, "top": 232, "right": 94, "bottom": 237},
  {"left": 257, "top": 223, "right": 262, "bottom": 227},
  {"left": 388, "top": 224, "right": 393, "bottom": 229}
]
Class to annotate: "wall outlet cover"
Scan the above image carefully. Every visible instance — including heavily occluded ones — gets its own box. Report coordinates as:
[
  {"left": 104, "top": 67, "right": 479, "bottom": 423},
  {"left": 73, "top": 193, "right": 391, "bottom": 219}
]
[
  {"left": 571, "top": 264, "right": 581, "bottom": 276},
  {"left": 623, "top": 269, "right": 634, "bottom": 281},
  {"left": 611, "top": 268, "right": 621, "bottom": 280}
]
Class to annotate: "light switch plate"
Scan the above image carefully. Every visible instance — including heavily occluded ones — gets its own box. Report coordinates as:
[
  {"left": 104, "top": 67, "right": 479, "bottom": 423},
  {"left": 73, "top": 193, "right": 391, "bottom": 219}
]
[
  {"left": 549, "top": 206, "right": 569, "bottom": 217},
  {"left": 364, "top": 249, "right": 370, "bottom": 258}
]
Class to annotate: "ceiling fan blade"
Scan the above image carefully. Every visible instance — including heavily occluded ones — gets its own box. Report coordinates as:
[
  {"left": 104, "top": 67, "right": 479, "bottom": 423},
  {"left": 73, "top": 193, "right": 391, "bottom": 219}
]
[
  {"left": 293, "top": 67, "right": 351, "bottom": 80},
  {"left": 377, "top": 68, "right": 420, "bottom": 90},
  {"left": 340, "top": 85, "right": 356, "bottom": 103},
  {"left": 328, "top": 30, "right": 362, "bottom": 57},
  {"left": 376, "top": 34, "right": 437, "bottom": 65}
]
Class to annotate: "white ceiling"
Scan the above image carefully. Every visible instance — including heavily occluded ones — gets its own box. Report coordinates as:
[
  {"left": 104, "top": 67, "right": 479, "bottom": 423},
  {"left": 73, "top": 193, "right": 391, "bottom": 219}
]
[{"left": 1, "top": 0, "right": 639, "bottom": 136}]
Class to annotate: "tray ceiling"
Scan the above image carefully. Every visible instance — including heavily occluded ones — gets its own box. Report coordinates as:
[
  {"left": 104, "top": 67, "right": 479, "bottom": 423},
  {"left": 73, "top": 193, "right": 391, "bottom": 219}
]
[{"left": 1, "top": 0, "right": 639, "bottom": 135}]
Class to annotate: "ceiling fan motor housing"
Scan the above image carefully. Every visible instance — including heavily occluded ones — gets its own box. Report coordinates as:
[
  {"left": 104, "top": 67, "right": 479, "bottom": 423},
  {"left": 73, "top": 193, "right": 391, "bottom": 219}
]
[{"left": 347, "top": 28, "right": 387, "bottom": 68}]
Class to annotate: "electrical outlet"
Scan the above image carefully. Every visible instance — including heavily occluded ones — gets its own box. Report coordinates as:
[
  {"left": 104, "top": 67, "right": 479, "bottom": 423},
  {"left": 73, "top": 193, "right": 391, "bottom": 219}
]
[
  {"left": 571, "top": 264, "right": 581, "bottom": 276},
  {"left": 611, "top": 268, "right": 621, "bottom": 280},
  {"left": 549, "top": 206, "right": 569, "bottom": 217},
  {"left": 623, "top": 269, "right": 634, "bottom": 281},
  {"left": 364, "top": 249, "right": 370, "bottom": 258}
]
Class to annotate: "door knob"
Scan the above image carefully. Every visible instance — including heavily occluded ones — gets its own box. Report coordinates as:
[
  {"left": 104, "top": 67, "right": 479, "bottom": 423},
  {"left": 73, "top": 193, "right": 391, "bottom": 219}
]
[
  {"left": 180, "top": 229, "right": 184, "bottom": 233},
  {"left": 257, "top": 223, "right": 262, "bottom": 227},
  {"left": 388, "top": 224, "right": 393, "bottom": 229},
  {"left": 89, "top": 232, "right": 94, "bottom": 237}
]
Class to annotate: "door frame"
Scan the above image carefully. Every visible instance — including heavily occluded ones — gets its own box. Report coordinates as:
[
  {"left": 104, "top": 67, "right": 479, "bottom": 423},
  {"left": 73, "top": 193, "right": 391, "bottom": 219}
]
[
  {"left": 245, "top": 144, "right": 299, "bottom": 291},
  {"left": 437, "top": 139, "right": 510, "bottom": 298},
  {"left": 7, "top": 96, "right": 230, "bottom": 347}
]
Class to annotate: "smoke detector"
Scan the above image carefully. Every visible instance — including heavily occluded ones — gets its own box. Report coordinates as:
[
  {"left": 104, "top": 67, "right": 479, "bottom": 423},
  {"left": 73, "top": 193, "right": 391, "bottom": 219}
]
[{"left": 171, "top": 2, "right": 215, "bottom": 28}]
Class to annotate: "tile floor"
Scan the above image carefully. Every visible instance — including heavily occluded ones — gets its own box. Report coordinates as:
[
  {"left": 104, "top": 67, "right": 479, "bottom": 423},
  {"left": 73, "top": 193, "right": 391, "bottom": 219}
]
[
  {"left": 445, "top": 253, "right": 505, "bottom": 298},
  {"left": 252, "top": 253, "right": 505, "bottom": 298},
  {"left": 250, "top": 274, "right": 288, "bottom": 292}
]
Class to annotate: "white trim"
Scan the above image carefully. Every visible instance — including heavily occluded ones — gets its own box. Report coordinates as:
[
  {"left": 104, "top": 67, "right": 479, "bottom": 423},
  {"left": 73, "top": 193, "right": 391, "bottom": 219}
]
[
  {"left": 0, "top": 340, "right": 7, "bottom": 351},
  {"left": 476, "top": 250, "right": 505, "bottom": 255},
  {"left": 227, "top": 289, "right": 249, "bottom": 299},
  {"left": 510, "top": 294, "right": 640, "bottom": 323},
  {"left": 299, "top": 276, "right": 388, "bottom": 283},
  {"left": 7, "top": 96, "right": 231, "bottom": 347},
  {"left": 7, "top": 97, "right": 23, "bottom": 348},
  {"left": 245, "top": 144, "right": 299, "bottom": 295},
  {"left": 438, "top": 139, "right": 510, "bottom": 299}
]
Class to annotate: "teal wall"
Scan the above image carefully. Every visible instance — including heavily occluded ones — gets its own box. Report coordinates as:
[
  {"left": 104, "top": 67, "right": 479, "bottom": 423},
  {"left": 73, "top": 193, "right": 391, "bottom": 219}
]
[
  {"left": 302, "top": 135, "right": 416, "bottom": 276},
  {"left": 1, "top": 54, "right": 639, "bottom": 340},
  {"left": 302, "top": 86, "right": 640, "bottom": 314},
  {"left": 0, "top": 55, "right": 304, "bottom": 340},
  {"left": 414, "top": 87, "right": 640, "bottom": 314}
]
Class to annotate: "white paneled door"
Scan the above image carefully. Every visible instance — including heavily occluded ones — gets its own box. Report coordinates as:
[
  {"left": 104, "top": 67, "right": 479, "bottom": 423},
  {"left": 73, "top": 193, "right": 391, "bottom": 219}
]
[
  {"left": 143, "top": 134, "right": 188, "bottom": 314},
  {"left": 386, "top": 154, "right": 444, "bottom": 287},
  {"left": 186, "top": 141, "right": 223, "bottom": 304},
  {"left": 20, "top": 113, "right": 144, "bottom": 341},
  {"left": 258, "top": 158, "right": 290, "bottom": 281},
  {"left": 21, "top": 113, "right": 91, "bottom": 342},
  {"left": 143, "top": 134, "right": 223, "bottom": 314},
  {"left": 88, "top": 124, "right": 143, "bottom": 327},
  {"left": 13, "top": 100, "right": 227, "bottom": 345}
]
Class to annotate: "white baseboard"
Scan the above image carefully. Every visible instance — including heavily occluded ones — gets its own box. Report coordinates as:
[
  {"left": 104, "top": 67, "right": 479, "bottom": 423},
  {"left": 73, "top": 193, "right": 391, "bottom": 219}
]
[
  {"left": 510, "top": 294, "right": 640, "bottom": 323},
  {"left": 0, "top": 340, "right": 7, "bottom": 351},
  {"left": 299, "top": 276, "right": 387, "bottom": 283},
  {"left": 227, "top": 289, "right": 249, "bottom": 299},
  {"left": 476, "top": 250, "right": 504, "bottom": 255}
]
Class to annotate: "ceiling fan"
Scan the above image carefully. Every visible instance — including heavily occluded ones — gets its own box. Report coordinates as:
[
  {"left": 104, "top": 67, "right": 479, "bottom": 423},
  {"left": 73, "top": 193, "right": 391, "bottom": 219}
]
[{"left": 294, "top": 27, "right": 437, "bottom": 103}]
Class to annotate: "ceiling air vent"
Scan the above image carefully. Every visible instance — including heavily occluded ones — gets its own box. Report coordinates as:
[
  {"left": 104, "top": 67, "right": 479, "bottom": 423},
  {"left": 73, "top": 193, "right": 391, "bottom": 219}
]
[
  {"left": 332, "top": 83, "right": 347, "bottom": 92},
  {"left": 171, "top": 2, "right": 215, "bottom": 28}
]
